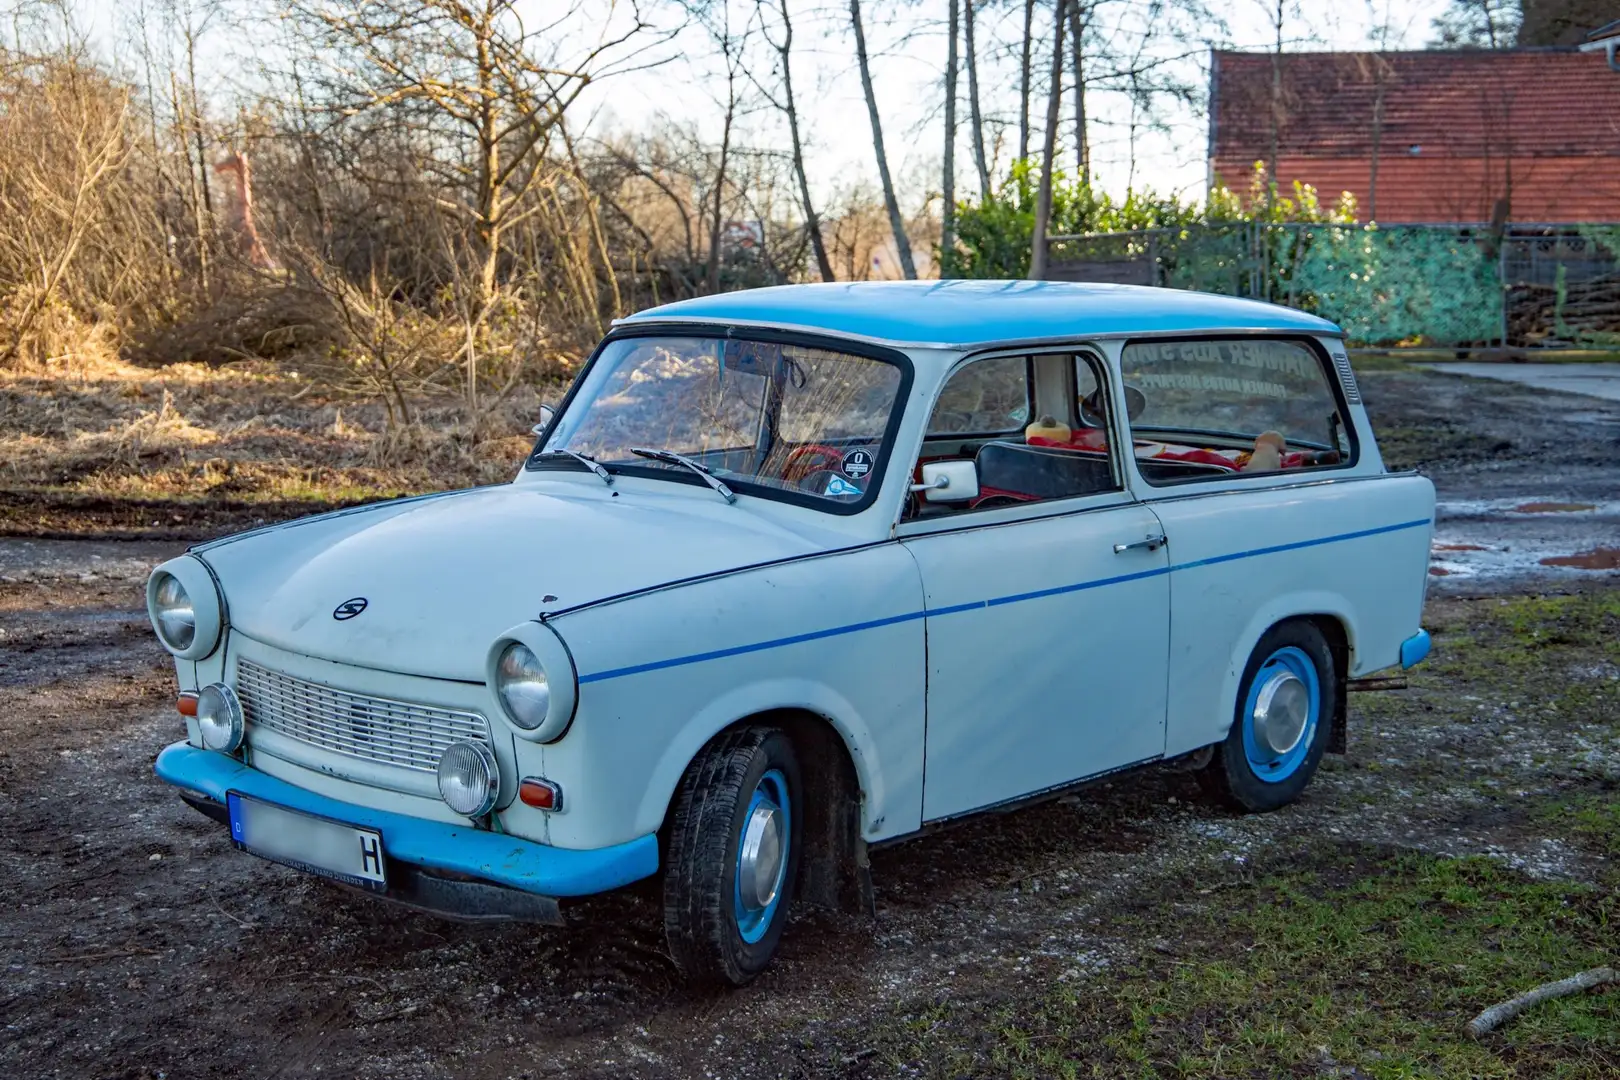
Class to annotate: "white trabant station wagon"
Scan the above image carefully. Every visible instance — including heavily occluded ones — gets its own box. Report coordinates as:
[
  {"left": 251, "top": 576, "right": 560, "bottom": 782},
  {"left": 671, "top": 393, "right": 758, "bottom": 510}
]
[{"left": 149, "top": 281, "right": 1435, "bottom": 985}]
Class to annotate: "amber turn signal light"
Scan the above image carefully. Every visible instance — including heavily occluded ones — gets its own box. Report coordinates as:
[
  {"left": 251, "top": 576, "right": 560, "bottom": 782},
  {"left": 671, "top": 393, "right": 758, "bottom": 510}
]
[
  {"left": 518, "top": 777, "right": 562, "bottom": 811},
  {"left": 177, "top": 693, "right": 199, "bottom": 717}
]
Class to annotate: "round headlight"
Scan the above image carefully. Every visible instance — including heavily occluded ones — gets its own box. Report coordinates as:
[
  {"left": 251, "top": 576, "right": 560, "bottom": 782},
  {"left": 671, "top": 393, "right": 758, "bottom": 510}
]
[
  {"left": 152, "top": 572, "right": 196, "bottom": 651},
  {"left": 495, "top": 642, "right": 550, "bottom": 730},
  {"left": 436, "top": 741, "right": 499, "bottom": 817},
  {"left": 196, "top": 682, "right": 244, "bottom": 752}
]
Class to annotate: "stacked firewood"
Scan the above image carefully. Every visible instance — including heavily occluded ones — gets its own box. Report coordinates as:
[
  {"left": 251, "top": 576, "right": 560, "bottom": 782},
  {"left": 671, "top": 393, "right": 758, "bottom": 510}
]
[{"left": 1506, "top": 274, "right": 1620, "bottom": 345}]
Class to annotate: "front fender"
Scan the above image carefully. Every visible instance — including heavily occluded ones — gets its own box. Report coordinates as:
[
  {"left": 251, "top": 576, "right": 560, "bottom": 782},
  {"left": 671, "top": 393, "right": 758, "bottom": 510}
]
[{"left": 632, "top": 677, "right": 886, "bottom": 841}]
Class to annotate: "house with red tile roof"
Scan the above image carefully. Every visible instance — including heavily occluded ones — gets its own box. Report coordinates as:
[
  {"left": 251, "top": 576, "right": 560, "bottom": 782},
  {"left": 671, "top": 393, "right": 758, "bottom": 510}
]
[{"left": 1208, "top": 48, "right": 1620, "bottom": 223}]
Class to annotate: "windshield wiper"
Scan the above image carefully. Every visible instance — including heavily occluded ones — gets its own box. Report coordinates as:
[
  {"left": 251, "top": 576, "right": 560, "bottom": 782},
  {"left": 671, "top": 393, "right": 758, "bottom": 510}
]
[
  {"left": 533, "top": 448, "right": 613, "bottom": 485},
  {"left": 629, "top": 447, "right": 736, "bottom": 503}
]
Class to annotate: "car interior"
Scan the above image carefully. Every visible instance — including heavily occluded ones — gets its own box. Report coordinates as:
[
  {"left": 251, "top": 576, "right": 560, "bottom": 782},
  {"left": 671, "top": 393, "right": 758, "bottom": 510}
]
[{"left": 904, "top": 346, "right": 1350, "bottom": 521}]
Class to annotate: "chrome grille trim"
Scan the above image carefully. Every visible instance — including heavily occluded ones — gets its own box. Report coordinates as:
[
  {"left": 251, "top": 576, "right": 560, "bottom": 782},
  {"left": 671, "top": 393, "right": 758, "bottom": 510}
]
[{"left": 237, "top": 659, "right": 491, "bottom": 773}]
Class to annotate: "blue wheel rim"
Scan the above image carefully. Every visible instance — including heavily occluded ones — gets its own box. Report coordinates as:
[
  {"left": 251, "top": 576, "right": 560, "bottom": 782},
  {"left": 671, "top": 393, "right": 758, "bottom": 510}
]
[
  {"left": 1241, "top": 646, "right": 1322, "bottom": 783},
  {"left": 733, "top": 768, "right": 791, "bottom": 944}
]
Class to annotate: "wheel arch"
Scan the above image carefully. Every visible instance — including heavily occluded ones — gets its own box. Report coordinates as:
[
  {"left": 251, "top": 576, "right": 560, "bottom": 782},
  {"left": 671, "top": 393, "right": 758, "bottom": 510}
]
[
  {"left": 655, "top": 706, "right": 874, "bottom": 917},
  {"left": 1212, "top": 595, "right": 1357, "bottom": 750}
]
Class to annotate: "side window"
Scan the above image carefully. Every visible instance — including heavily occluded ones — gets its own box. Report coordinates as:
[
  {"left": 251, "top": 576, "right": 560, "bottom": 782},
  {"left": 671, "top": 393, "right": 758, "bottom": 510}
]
[
  {"left": 911, "top": 353, "right": 1119, "bottom": 519},
  {"left": 926, "top": 355, "right": 1030, "bottom": 436},
  {"left": 1119, "top": 338, "right": 1354, "bottom": 485}
]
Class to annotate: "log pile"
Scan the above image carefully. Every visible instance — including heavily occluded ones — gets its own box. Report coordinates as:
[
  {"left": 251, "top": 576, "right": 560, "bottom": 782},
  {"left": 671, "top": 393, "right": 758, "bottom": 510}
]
[{"left": 1507, "top": 274, "right": 1620, "bottom": 345}]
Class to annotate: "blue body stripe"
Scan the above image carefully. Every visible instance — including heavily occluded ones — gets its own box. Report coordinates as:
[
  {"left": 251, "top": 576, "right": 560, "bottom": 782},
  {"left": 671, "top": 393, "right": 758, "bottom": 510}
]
[{"left": 577, "top": 517, "right": 1432, "bottom": 685}]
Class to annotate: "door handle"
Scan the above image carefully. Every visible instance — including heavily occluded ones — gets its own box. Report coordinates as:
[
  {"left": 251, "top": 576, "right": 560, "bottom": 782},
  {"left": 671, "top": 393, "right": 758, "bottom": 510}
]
[{"left": 1113, "top": 533, "right": 1167, "bottom": 554}]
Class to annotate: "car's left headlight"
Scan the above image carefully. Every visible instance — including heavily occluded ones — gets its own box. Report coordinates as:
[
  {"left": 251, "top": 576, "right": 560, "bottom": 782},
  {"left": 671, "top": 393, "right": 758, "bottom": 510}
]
[
  {"left": 496, "top": 642, "right": 551, "bottom": 729},
  {"left": 146, "top": 556, "right": 224, "bottom": 660},
  {"left": 487, "top": 623, "right": 578, "bottom": 742}
]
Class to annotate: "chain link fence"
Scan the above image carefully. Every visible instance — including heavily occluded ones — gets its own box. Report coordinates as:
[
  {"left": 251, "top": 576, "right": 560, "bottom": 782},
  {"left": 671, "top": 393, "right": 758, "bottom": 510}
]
[{"left": 1047, "top": 224, "right": 1620, "bottom": 350}]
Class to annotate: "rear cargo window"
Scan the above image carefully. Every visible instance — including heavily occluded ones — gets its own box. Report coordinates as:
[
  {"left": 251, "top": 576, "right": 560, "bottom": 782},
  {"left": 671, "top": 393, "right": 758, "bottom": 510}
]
[{"left": 1118, "top": 338, "right": 1354, "bottom": 485}]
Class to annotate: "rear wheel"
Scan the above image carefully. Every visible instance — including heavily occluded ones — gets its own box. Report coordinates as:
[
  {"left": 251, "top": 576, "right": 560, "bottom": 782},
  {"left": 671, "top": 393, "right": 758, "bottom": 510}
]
[
  {"left": 662, "top": 727, "right": 802, "bottom": 986},
  {"left": 1202, "top": 621, "right": 1335, "bottom": 813}
]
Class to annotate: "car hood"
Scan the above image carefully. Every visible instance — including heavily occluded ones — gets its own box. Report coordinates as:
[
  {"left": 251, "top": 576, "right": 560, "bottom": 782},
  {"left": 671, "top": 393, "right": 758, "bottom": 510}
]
[{"left": 195, "top": 482, "right": 832, "bottom": 681}]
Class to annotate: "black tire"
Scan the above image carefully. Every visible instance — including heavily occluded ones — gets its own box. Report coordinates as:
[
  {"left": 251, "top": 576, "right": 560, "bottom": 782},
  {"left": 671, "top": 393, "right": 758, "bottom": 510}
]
[
  {"left": 1201, "top": 620, "right": 1336, "bottom": 813},
  {"left": 662, "top": 727, "right": 802, "bottom": 986}
]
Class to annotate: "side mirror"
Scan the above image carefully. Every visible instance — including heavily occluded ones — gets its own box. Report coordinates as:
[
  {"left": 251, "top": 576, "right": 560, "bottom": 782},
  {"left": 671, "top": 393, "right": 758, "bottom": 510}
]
[
  {"left": 911, "top": 460, "right": 979, "bottom": 503},
  {"left": 530, "top": 404, "right": 556, "bottom": 437}
]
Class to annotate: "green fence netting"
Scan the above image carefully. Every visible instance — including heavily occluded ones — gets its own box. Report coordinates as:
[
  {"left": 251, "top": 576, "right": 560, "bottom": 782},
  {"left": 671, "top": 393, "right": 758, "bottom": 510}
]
[{"left": 1047, "top": 223, "right": 1620, "bottom": 349}]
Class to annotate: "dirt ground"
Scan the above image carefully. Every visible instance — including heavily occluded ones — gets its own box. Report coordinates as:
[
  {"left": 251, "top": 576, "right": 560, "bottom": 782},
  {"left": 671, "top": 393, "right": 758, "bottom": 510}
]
[{"left": 1, "top": 367, "right": 1617, "bottom": 1079}]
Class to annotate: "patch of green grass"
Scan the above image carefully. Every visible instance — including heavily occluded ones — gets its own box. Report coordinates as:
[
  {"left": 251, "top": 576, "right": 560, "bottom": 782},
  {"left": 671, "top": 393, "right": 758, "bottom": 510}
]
[
  {"left": 1427, "top": 593, "right": 1620, "bottom": 728},
  {"left": 876, "top": 847, "right": 1618, "bottom": 1079},
  {"left": 1535, "top": 788, "right": 1620, "bottom": 862}
]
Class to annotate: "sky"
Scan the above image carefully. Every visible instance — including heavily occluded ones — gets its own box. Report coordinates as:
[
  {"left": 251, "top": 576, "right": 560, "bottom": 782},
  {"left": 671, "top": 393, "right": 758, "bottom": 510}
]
[
  {"left": 574, "top": 0, "right": 1456, "bottom": 207},
  {"left": 72, "top": 0, "right": 1454, "bottom": 208}
]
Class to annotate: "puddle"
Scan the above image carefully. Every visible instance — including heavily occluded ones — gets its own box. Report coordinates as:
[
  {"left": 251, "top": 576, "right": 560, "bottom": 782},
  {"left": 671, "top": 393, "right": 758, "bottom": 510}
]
[
  {"left": 1540, "top": 548, "right": 1620, "bottom": 570},
  {"left": 1437, "top": 498, "right": 1620, "bottom": 519},
  {"left": 1513, "top": 502, "right": 1596, "bottom": 514}
]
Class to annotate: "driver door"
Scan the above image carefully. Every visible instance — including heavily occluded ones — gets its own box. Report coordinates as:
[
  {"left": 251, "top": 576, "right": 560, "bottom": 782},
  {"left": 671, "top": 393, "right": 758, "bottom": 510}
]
[{"left": 900, "top": 351, "right": 1170, "bottom": 821}]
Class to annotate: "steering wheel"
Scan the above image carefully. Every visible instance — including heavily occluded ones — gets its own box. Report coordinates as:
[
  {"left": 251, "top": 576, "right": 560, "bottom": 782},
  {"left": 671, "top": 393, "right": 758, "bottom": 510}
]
[
  {"left": 782, "top": 444, "right": 845, "bottom": 483},
  {"left": 1080, "top": 383, "right": 1148, "bottom": 427}
]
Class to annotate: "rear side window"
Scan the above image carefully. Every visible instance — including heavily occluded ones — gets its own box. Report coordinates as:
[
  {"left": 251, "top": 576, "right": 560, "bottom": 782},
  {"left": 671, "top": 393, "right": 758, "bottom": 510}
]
[{"left": 1119, "top": 338, "right": 1353, "bottom": 485}]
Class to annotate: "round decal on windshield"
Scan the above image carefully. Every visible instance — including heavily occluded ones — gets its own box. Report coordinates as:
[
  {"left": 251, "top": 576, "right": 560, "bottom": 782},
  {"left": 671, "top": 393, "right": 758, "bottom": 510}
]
[{"left": 841, "top": 449, "right": 874, "bottom": 479}]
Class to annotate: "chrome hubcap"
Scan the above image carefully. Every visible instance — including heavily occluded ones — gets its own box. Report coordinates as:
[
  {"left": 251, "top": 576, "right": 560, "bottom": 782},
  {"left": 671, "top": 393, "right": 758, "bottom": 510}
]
[
  {"left": 1252, "top": 670, "right": 1310, "bottom": 756},
  {"left": 738, "top": 802, "right": 785, "bottom": 911}
]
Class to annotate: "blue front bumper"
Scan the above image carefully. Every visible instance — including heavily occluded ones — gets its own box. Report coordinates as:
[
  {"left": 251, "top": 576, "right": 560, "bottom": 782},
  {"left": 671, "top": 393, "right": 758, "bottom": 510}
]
[{"left": 154, "top": 742, "right": 658, "bottom": 898}]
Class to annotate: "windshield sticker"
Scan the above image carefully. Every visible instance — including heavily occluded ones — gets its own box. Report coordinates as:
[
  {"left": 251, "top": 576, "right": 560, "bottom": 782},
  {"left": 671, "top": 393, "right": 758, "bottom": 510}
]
[
  {"left": 841, "top": 449, "right": 874, "bottom": 479},
  {"left": 825, "top": 476, "right": 863, "bottom": 498}
]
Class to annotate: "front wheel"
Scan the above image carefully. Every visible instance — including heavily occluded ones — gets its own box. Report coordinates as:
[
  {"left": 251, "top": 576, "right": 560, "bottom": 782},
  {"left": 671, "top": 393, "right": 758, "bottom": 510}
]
[
  {"left": 662, "top": 727, "right": 802, "bottom": 986},
  {"left": 1202, "top": 621, "right": 1335, "bottom": 813}
]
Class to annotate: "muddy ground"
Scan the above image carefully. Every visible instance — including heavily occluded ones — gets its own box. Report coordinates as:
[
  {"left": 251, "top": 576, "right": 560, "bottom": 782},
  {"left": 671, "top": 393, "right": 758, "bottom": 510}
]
[{"left": 1, "top": 367, "right": 1617, "bottom": 1079}]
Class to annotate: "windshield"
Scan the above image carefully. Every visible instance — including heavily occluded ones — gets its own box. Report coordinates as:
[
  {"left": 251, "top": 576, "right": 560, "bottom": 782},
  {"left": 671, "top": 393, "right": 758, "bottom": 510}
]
[{"left": 533, "top": 335, "right": 908, "bottom": 510}]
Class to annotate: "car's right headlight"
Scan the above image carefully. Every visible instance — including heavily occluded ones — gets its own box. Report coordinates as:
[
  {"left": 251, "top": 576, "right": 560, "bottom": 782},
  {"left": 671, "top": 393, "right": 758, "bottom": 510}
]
[
  {"left": 487, "top": 623, "right": 578, "bottom": 743},
  {"left": 146, "top": 556, "right": 224, "bottom": 660}
]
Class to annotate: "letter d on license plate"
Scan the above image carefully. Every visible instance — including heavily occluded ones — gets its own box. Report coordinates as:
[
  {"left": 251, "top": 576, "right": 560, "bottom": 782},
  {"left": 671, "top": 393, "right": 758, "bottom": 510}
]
[{"left": 226, "top": 792, "right": 387, "bottom": 890}]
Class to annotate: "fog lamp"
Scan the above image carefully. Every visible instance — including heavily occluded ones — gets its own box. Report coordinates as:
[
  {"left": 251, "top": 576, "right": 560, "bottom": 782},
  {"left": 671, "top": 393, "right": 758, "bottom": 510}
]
[
  {"left": 196, "top": 683, "right": 244, "bottom": 752},
  {"left": 436, "top": 741, "right": 499, "bottom": 818}
]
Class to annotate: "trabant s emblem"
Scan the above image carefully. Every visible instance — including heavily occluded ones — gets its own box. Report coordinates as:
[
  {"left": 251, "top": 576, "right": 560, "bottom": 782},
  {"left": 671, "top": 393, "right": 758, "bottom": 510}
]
[{"left": 332, "top": 597, "right": 369, "bottom": 621}]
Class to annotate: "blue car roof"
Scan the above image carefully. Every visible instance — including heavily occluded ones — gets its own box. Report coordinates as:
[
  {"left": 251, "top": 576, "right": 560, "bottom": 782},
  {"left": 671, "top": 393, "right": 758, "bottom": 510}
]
[{"left": 617, "top": 280, "right": 1342, "bottom": 348}]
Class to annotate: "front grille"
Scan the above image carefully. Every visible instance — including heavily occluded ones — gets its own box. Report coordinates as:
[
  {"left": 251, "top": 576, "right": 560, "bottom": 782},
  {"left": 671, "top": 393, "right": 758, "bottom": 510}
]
[{"left": 237, "top": 659, "right": 491, "bottom": 773}]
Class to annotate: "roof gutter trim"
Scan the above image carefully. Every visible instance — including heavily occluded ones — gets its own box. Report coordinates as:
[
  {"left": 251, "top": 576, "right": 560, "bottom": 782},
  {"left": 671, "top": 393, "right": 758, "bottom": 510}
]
[{"left": 609, "top": 314, "right": 1347, "bottom": 350}]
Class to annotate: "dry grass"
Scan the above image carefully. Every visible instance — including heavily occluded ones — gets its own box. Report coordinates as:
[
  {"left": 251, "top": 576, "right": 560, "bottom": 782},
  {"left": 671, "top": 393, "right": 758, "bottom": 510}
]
[{"left": 0, "top": 352, "right": 552, "bottom": 537}]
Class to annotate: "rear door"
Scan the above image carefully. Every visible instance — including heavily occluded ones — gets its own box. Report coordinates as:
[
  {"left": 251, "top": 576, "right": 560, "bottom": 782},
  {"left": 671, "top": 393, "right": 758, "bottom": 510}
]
[
  {"left": 900, "top": 350, "right": 1170, "bottom": 821},
  {"left": 1113, "top": 335, "right": 1431, "bottom": 757}
]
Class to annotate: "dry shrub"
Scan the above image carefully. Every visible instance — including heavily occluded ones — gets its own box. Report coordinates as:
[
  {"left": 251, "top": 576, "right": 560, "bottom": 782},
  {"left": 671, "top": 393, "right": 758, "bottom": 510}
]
[{"left": 128, "top": 271, "right": 343, "bottom": 368}]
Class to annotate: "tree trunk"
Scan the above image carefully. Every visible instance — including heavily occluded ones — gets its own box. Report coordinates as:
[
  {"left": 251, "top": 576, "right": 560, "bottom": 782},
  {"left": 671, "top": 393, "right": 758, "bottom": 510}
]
[
  {"left": 849, "top": 0, "right": 917, "bottom": 279},
  {"left": 776, "top": 0, "right": 835, "bottom": 281},
  {"left": 1069, "top": 0, "right": 1088, "bottom": 180},
  {"left": 942, "top": 0, "right": 959, "bottom": 269},
  {"left": 963, "top": 0, "right": 990, "bottom": 198},
  {"left": 1018, "top": 0, "right": 1036, "bottom": 162},
  {"left": 1268, "top": 0, "right": 1283, "bottom": 213},
  {"left": 708, "top": 77, "right": 735, "bottom": 295},
  {"left": 1030, "top": 0, "right": 1066, "bottom": 280}
]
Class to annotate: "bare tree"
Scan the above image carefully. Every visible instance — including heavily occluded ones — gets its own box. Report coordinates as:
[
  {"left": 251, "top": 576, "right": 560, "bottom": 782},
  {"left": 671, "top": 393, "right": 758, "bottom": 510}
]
[
  {"left": 1018, "top": 0, "right": 1036, "bottom": 161},
  {"left": 754, "top": 0, "right": 835, "bottom": 280},
  {"left": 848, "top": 0, "right": 916, "bottom": 278},
  {"left": 963, "top": 0, "right": 990, "bottom": 197},
  {"left": 283, "top": 0, "right": 661, "bottom": 404},
  {"left": 0, "top": 57, "right": 133, "bottom": 365},
  {"left": 1068, "top": 0, "right": 1088, "bottom": 179},
  {"left": 1029, "top": 0, "right": 1066, "bottom": 280},
  {"left": 942, "top": 0, "right": 959, "bottom": 264}
]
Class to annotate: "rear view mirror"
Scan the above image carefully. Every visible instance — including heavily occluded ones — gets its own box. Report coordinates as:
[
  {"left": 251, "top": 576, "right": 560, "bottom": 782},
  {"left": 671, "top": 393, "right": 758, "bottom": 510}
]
[
  {"left": 530, "top": 404, "right": 556, "bottom": 437},
  {"left": 913, "top": 460, "right": 979, "bottom": 503}
]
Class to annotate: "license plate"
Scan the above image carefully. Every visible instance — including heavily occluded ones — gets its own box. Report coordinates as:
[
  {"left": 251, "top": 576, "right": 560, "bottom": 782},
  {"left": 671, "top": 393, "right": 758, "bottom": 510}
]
[{"left": 226, "top": 792, "right": 387, "bottom": 891}]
